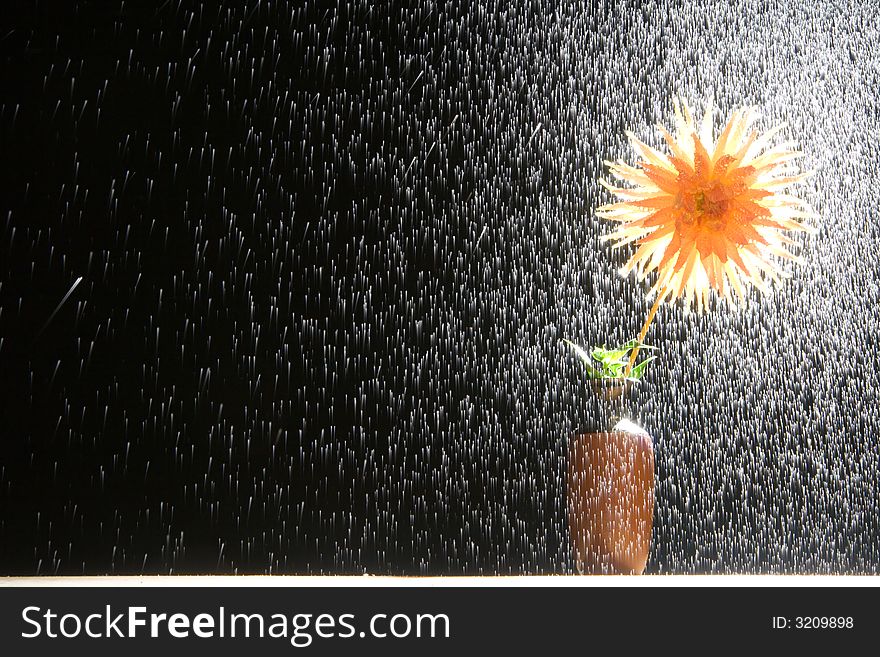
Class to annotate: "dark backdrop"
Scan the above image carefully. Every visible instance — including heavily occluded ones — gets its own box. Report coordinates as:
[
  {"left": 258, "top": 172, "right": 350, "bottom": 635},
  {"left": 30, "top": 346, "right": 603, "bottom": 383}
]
[{"left": 1, "top": 0, "right": 581, "bottom": 575}]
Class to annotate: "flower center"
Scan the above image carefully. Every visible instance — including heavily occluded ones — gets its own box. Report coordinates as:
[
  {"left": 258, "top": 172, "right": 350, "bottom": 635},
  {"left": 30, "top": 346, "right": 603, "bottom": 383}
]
[{"left": 681, "top": 184, "right": 729, "bottom": 231}]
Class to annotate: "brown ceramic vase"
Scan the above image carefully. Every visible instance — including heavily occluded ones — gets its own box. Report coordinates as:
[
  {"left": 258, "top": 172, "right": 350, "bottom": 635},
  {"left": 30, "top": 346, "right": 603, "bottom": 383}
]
[{"left": 568, "top": 379, "right": 654, "bottom": 574}]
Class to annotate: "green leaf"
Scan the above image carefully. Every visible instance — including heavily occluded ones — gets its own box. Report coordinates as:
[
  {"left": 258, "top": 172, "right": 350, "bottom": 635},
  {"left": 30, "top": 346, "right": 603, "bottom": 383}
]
[
  {"left": 562, "top": 339, "right": 592, "bottom": 366},
  {"left": 622, "top": 338, "right": 658, "bottom": 351},
  {"left": 565, "top": 337, "right": 659, "bottom": 381},
  {"left": 602, "top": 348, "right": 630, "bottom": 363},
  {"left": 628, "top": 355, "right": 657, "bottom": 380},
  {"left": 563, "top": 339, "right": 604, "bottom": 379},
  {"left": 583, "top": 364, "right": 603, "bottom": 379}
]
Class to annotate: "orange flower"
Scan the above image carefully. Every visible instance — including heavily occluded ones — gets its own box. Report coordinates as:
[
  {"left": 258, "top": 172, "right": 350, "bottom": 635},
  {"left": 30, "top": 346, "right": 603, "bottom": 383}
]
[{"left": 598, "top": 99, "right": 815, "bottom": 311}]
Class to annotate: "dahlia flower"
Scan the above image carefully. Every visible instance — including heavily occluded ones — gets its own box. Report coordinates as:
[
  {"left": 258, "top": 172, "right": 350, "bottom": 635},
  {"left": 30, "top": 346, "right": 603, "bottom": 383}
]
[{"left": 598, "top": 98, "right": 815, "bottom": 312}]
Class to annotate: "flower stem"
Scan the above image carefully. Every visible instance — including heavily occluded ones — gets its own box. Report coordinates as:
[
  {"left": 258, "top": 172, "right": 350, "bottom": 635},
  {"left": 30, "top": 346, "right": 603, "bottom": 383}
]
[{"left": 624, "top": 290, "right": 666, "bottom": 377}]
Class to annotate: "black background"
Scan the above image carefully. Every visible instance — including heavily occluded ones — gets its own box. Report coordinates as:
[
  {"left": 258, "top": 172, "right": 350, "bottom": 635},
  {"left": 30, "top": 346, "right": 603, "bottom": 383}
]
[{"left": 1, "top": 0, "right": 574, "bottom": 575}]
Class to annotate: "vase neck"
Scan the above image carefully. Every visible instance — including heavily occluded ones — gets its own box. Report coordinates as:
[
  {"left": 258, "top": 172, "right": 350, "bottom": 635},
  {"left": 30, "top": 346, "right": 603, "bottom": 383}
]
[
  {"left": 584, "top": 380, "right": 639, "bottom": 433},
  {"left": 591, "top": 394, "right": 629, "bottom": 432}
]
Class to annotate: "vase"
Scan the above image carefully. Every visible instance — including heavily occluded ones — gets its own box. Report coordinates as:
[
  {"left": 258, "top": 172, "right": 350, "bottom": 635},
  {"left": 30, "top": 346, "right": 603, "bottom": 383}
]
[{"left": 568, "top": 379, "right": 655, "bottom": 574}]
